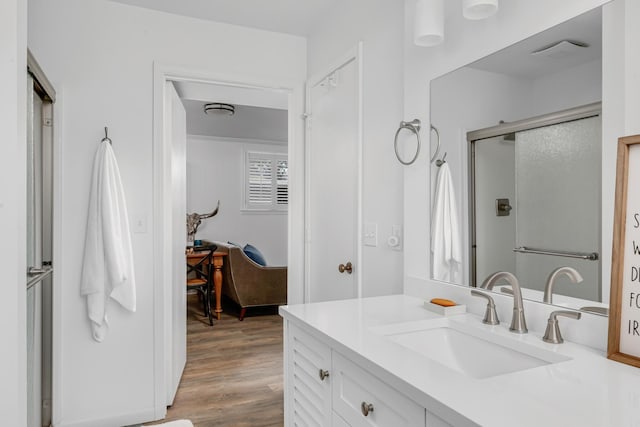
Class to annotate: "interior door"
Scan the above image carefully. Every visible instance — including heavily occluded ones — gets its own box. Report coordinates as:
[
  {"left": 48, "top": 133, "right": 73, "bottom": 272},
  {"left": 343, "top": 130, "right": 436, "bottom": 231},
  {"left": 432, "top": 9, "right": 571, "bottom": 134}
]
[
  {"left": 166, "top": 81, "right": 187, "bottom": 405},
  {"left": 306, "top": 50, "right": 361, "bottom": 302},
  {"left": 26, "top": 71, "right": 54, "bottom": 427}
]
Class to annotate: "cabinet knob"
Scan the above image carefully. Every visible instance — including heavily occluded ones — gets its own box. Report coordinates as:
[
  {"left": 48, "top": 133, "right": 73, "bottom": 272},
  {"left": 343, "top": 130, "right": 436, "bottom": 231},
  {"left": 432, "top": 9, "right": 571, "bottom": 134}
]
[
  {"left": 338, "top": 262, "right": 353, "bottom": 274},
  {"left": 318, "top": 369, "right": 330, "bottom": 381},
  {"left": 361, "top": 401, "right": 374, "bottom": 417}
]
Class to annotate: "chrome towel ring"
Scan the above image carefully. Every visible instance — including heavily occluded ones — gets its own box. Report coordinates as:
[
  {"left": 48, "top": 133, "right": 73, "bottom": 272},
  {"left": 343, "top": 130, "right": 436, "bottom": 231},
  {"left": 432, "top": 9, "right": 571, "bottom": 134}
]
[{"left": 393, "top": 119, "right": 440, "bottom": 165}]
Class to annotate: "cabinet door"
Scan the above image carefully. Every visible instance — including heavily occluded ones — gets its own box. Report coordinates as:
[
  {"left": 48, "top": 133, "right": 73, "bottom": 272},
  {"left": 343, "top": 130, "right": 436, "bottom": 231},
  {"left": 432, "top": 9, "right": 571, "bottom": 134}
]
[
  {"left": 332, "top": 352, "right": 425, "bottom": 427},
  {"left": 333, "top": 412, "right": 352, "bottom": 427},
  {"left": 426, "top": 411, "right": 453, "bottom": 427},
  {"left": 286, "top": 323, "right": 332, "bottom": 426}
]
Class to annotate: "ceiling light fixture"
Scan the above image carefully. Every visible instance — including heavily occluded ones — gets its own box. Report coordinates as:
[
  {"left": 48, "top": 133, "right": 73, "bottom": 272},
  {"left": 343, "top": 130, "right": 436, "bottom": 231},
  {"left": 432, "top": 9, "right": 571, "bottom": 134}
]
[
  {"left": 414, "top": 0, "right": 445, "bottom": 47},
  {"left": 414, "top": 0, "right": 499, "bottom": 48},
  {"left": 463, "top": 0, "right": 499, "bottom": 20},
  {"left": 204, "top": 103, "right": 235, "bottom": 116}
]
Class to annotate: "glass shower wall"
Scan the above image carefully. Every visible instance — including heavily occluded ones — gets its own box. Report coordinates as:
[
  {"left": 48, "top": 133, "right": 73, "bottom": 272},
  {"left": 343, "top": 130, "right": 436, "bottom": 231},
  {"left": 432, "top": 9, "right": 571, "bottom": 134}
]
[
  {"left": 515, "top": 116, "right": 601, "bottom": 301},
  {"left": 474, "top": 135, "right": 516, "bottom": 285}
]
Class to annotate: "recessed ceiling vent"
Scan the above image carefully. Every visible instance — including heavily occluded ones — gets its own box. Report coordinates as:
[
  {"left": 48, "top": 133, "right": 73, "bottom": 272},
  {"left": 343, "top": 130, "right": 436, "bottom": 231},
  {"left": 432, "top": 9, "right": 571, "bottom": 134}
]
[
  {"left": 204, "top": 103, "right": 235, "bottom": 116},
  {"left": 531, "top": 40, "right": 589, "bottom": 59}
]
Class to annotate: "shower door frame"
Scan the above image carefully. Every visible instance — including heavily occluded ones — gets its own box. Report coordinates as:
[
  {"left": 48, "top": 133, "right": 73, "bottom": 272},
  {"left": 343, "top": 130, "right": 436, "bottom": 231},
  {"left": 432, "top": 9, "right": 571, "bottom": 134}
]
[
  {"left": 26, "top": 49, "right": 57, "bottom": 427},
  {"left": 467, "top": 102, "right": 602, "bottom": 287}
]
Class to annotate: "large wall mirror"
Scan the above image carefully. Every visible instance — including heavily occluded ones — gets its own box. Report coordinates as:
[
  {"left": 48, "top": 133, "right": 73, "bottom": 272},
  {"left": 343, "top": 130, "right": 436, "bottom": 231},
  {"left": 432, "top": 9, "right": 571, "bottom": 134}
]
[{"left": 430, "top": 6, "right": 608, "bottom": 314}]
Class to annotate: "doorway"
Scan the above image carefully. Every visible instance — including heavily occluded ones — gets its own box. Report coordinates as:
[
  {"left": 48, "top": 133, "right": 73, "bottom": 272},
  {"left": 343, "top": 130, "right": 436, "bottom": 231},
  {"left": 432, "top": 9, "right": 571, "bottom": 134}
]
[
  {"left": 26, "top": 51, "right": 55, "bottom": 427},
  {"left": 152, "top": 64, "right": 304, "bottom": 417}
]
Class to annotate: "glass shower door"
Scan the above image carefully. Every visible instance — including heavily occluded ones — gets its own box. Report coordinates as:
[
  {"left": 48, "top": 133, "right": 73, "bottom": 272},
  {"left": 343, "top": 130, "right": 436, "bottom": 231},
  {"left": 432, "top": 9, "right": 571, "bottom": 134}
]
[{"left": 515, "top": 116, "right": 601, "bottom": 300}]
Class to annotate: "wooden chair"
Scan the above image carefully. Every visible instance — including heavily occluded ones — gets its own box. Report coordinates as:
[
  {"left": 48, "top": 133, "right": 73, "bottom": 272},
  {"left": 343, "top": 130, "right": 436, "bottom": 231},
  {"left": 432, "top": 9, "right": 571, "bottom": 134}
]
[{"left": 186, "top": 247, "right": 216, "bottom": 326}]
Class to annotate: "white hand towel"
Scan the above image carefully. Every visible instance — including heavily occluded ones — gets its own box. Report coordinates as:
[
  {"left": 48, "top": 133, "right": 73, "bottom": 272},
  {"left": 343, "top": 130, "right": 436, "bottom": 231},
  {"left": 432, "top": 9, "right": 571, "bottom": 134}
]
[
  {"left": 431, "top": 163, "right": 462, "bottom": 283},
  {"left": 80, "top": 141, "right": 136, "bottom": 342}
]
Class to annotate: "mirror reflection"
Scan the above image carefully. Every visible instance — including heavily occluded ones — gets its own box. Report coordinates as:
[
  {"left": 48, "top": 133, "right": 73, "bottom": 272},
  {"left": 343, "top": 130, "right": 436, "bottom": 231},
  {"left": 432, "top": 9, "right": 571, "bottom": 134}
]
[{"left": 430, "top": 7, "right": 607, "bottom": 313}]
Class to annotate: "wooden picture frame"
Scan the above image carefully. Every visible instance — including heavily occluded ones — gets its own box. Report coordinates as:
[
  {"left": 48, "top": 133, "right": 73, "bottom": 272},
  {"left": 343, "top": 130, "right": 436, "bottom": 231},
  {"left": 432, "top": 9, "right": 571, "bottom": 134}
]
[{"left": 608, "top": 134, "right": 640, "bottom": 367}]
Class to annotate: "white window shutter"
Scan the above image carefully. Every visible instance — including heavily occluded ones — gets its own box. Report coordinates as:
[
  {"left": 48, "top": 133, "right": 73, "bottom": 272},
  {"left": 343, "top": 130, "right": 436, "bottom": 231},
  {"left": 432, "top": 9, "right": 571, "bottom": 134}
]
[
  {"left": 245, "top": 152, "right": 288, "bottom": 211},
  {"left": 276, "top": 159, "right": 288, "bottom": 206}
]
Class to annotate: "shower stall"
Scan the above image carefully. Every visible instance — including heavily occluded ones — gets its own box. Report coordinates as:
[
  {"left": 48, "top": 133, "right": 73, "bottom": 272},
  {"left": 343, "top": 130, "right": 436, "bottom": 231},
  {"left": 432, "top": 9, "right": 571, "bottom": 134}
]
[{"left": 469, "top": 103, "right": 602, "bottom": 302}]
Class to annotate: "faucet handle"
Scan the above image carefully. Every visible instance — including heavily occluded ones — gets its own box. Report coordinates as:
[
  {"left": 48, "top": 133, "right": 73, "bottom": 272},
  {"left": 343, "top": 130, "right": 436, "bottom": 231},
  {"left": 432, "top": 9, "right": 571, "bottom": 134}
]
[
  {"left": 471, "top": 290, "right": 500, "bottom": 325},
  {"left": 542, "top": 310, "right": 582, "bottom": 344}
]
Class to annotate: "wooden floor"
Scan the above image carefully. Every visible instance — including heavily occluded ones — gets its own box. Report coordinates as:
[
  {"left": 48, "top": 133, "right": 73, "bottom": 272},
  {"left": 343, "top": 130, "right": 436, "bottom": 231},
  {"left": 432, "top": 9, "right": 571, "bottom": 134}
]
[{"left": 151, "top": 294, "right": 284, "bottom": 427}]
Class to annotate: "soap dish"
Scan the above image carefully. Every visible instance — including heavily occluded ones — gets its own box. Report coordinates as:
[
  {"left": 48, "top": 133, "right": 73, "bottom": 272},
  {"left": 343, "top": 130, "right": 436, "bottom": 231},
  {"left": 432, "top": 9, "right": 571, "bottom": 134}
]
[{"left": 423, "top": 301, "right": 467, "bottom": 316}]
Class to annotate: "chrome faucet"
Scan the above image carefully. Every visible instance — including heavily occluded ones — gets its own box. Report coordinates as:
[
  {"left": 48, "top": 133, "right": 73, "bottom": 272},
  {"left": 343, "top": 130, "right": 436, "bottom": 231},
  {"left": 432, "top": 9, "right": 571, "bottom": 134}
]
[
  {"left": 481, "top": 271, "right": 528, "bottom": 334},
  {"left": 470, "top": 289, "right": 500, "bottom": 325},
  {"left": 543, "top": 310, "right": 581, "bottom": 344},
  {"left": 544, "top": 267, "right": 583, "bottom": 304}
]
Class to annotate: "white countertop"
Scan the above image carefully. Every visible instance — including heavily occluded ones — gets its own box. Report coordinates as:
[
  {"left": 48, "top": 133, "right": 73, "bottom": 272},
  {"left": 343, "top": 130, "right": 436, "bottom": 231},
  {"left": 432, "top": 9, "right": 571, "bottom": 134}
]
[{"left": 280, "top": 295, "right": 640, "bottom": 427}]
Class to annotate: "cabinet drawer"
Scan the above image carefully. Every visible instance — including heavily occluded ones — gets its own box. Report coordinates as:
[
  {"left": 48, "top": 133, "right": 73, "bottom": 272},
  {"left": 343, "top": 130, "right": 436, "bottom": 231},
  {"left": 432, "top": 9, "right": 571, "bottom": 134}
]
[
  {"left": 332, "top": 352, "right": 425, "bottom": 427},
  {"left": 288, "top": 323, "right": 332, "bottom": 426}
]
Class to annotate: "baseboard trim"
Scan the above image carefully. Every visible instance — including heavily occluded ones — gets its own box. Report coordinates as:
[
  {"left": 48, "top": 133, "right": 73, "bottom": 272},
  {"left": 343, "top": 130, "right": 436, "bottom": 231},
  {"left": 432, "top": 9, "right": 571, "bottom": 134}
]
[{"left": 55, "top": 407, "right": 157, "bottom": 427}]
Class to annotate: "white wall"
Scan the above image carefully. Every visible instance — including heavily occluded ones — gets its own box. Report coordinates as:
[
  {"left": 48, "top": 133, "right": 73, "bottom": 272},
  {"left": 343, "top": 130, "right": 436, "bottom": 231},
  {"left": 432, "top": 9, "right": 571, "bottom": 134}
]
[
  {"left": 0, "top": 0, "right": 27, "bottom": 425},
  {"left": 307, "top": 0, "right": 405, "bottom": 297},
  {"left": 187, "top": 135, "right": 288, "bottom": 266},
  {"left": 27, "top": 0, "right": 306, "bottom": 425},
  {"left": 403, "top": 0, "right": 635, "bottom": 300},
  {"left": 530, "top": 59, "right": 602, "bottom": 116}
]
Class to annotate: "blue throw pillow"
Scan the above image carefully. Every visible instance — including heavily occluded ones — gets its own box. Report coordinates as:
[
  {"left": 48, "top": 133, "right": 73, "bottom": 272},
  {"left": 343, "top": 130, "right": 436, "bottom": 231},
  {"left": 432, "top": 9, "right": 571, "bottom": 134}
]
[{"left": 243, "top": 243, "right": 267, "bottom": 266}]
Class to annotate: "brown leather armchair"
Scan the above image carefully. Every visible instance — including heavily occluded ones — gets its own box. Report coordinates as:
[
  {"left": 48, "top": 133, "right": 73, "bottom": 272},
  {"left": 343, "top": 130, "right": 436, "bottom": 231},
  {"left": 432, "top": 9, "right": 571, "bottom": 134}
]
[{"left": 218, "top": 243, "right": 287, "bottom": 320}]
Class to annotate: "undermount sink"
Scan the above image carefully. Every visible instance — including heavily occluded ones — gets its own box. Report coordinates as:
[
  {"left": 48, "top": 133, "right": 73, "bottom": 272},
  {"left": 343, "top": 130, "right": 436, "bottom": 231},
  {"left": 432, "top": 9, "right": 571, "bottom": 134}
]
[{"left": 374, "top": 318, "right": 571, "bottom": 379}]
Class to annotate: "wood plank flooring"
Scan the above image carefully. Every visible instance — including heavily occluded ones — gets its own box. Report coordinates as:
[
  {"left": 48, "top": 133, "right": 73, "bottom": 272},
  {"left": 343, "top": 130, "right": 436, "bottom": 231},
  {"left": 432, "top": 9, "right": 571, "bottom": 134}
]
[{"left": 151, "top": 294, "right": 284, "bottom": 427}]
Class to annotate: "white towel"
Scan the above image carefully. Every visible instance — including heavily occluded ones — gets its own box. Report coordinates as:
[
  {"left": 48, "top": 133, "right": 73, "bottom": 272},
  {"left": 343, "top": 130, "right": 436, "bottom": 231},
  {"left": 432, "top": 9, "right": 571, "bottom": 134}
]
[
  {"left": 80, "top": 141, "right": 136, "bottom": 342},
  {"left": 431, "top": 162, "right": 462, "bottom": 283}
]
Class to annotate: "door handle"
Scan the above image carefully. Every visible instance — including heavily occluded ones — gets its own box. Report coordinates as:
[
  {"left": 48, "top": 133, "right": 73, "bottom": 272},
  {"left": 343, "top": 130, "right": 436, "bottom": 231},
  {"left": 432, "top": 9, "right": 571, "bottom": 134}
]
[
  {"left": 26, "top": 266, "right": 53, "bottom": 290},
  {"left": 28, "top": 266, "right": 52, "bottom": 276},
  {"left": 338, "top": 262, "right": 353, "bottom": 274}
]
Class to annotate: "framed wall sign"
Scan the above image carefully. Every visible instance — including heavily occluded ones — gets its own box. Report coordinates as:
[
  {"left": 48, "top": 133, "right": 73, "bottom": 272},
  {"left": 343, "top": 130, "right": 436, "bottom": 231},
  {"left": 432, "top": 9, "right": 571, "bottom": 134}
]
[{"left": 609, "top": 134, "right": 640, "bottom": 367}]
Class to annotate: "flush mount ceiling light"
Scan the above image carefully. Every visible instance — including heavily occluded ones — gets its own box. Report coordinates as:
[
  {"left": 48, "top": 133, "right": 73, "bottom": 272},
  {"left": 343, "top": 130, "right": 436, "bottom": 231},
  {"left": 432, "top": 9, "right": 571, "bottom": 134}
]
[
  {"left": 414, "top": 0, "right": 445, "bottom": 47},
  {"left": 531, "top": 40, "right": 589, "bottom": 59},
  {"left": 204, "top": 103, "right": 235, "bottom": 116},
  {"left": 463, "top": 0, "right": 499, "bottom": 20}
]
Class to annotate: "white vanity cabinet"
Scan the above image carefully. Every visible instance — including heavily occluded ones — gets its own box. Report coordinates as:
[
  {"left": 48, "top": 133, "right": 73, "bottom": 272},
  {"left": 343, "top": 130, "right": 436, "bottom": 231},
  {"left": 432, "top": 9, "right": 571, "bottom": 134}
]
[
  {"left": 331, "top": 351, "right": 425, "bottom": 426},
  {"left": 287, "top": 322, "right": 332, "bottom": 426},
  {"left": 284, "top": 320, "right": 453, "bottom": 427}
]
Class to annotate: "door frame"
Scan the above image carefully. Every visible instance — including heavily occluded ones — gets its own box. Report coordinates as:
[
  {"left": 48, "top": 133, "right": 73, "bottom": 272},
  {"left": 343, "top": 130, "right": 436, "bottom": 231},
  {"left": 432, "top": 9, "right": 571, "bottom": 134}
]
[
  {"left": 304, "top": 43, "right": 364, "bottom": 302},
  {"left": 152, "top": 62, "right": 304, "bottom": 417}
]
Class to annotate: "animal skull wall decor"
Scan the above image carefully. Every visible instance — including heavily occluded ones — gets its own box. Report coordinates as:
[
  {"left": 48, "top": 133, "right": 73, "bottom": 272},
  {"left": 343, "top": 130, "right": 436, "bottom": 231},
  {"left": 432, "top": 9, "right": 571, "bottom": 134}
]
[{"left": 186, "top": 200, "right": 220, "bottom": 243}]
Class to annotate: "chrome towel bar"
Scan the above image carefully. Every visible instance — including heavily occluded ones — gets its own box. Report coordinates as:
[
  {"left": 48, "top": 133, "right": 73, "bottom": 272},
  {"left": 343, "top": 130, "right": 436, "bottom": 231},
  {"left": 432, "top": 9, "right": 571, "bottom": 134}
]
[{"left": 513, "top": 246, "right": 599, "bottom": 261}]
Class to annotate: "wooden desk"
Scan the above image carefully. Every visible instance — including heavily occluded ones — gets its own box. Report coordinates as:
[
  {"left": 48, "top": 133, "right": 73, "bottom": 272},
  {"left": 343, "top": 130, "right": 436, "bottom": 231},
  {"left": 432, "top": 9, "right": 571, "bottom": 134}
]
[{"left": 187, "top": 250, "right": 227, "bottom": 320}]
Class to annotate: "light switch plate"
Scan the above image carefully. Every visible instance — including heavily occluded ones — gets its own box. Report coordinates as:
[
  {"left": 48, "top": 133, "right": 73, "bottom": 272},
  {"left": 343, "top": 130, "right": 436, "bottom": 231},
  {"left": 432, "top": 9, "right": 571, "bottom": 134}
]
[
  {"left": 132, "top": 214, "right": 147, "bottom": 233},
  {"left": 363, "top": 222, "right": 378, "bottom": 247}
]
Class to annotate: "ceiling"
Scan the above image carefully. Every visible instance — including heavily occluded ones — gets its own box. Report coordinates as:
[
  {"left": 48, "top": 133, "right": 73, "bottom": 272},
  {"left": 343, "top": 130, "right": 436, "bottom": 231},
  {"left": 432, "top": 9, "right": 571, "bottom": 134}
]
[
  {"left": 468, "top": 7, "right": 602, "bottom": 80},
  {"left": 174, "top": 81, "right": 288, "bottom": 142},
  {"left": 183, "top": 100, "right": 288, "bottom": 143},
  {"left": 110, "top": 0, "right": 339, "bottom": 36}
]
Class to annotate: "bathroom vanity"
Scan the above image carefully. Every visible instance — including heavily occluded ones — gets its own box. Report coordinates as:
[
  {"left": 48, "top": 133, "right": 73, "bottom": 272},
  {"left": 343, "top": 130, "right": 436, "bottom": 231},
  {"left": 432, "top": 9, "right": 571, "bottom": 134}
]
[{"left": 280, "top": 294, "right": 640, "bottom": 427}]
